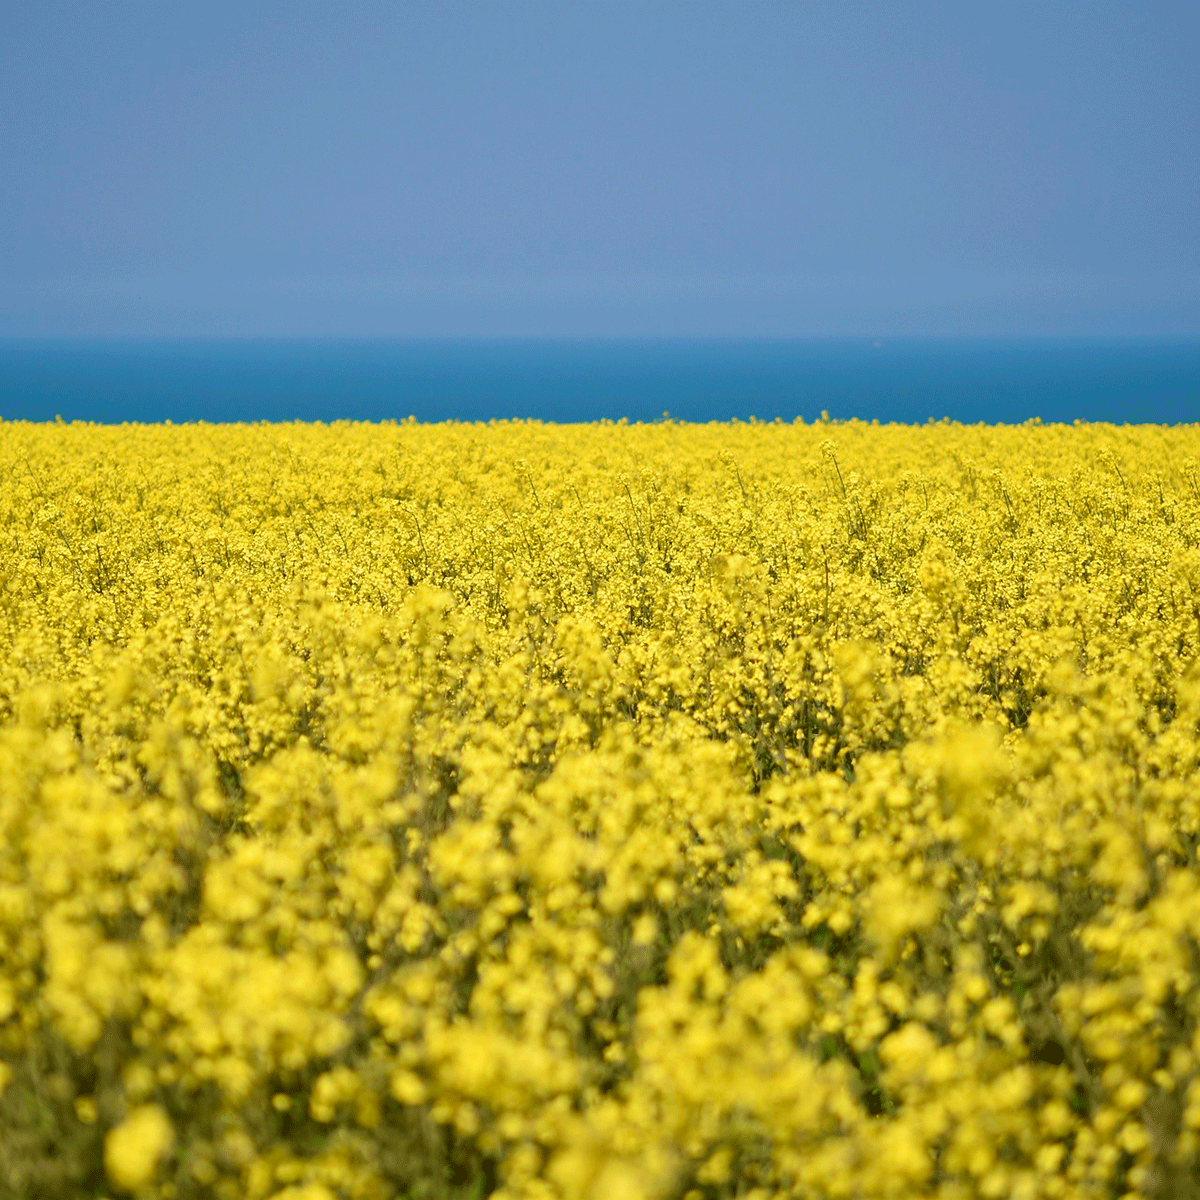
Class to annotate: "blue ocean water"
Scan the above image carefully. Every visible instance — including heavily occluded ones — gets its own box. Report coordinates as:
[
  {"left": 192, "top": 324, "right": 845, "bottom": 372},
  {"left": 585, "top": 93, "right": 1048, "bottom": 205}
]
[{"left": 1, "top": 338, "right": 1198, "bottom": 426}]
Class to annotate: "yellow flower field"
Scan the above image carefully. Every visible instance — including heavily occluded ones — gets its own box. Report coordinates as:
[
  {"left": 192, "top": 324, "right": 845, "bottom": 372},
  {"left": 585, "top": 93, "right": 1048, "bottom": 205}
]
[{"left": 3, "top": 416, "right": 1200, "bottom": 1200}]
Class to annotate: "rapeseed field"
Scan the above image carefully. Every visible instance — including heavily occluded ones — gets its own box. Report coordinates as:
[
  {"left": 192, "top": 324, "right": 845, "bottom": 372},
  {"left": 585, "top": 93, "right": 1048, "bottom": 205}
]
[{"left": 3, "top": 416, "right": 1200, "bottom": 1200}]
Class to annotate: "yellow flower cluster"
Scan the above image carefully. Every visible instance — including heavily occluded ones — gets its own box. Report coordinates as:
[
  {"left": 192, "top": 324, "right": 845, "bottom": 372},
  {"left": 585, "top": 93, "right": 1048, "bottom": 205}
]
[{"left": 1, "top": 415, "right": 1199, "bottom": 1199}]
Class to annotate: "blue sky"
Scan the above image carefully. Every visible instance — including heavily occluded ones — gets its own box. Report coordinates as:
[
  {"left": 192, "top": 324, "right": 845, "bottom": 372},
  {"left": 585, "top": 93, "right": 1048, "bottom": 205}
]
[{"left": 2, "top": 1, "right": 1197, "bottom": 338}]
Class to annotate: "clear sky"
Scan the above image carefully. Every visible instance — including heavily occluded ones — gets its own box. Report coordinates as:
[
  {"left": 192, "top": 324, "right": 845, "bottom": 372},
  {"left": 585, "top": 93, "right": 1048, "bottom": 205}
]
[{"left": 2, "top": 1, "right": 1197, "bottom": 339}]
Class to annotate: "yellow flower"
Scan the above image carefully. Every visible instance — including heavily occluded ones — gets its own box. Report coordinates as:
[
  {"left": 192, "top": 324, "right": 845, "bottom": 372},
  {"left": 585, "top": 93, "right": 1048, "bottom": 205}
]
[{"left": 104, "top": 1105, "right": 174, "bottom": 1192}]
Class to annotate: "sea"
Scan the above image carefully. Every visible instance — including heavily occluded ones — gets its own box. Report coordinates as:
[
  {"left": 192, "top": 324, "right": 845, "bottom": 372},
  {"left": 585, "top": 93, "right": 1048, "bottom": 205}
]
[{"left": 1, "top": 337, "right": 1198, "bottom": 426}]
